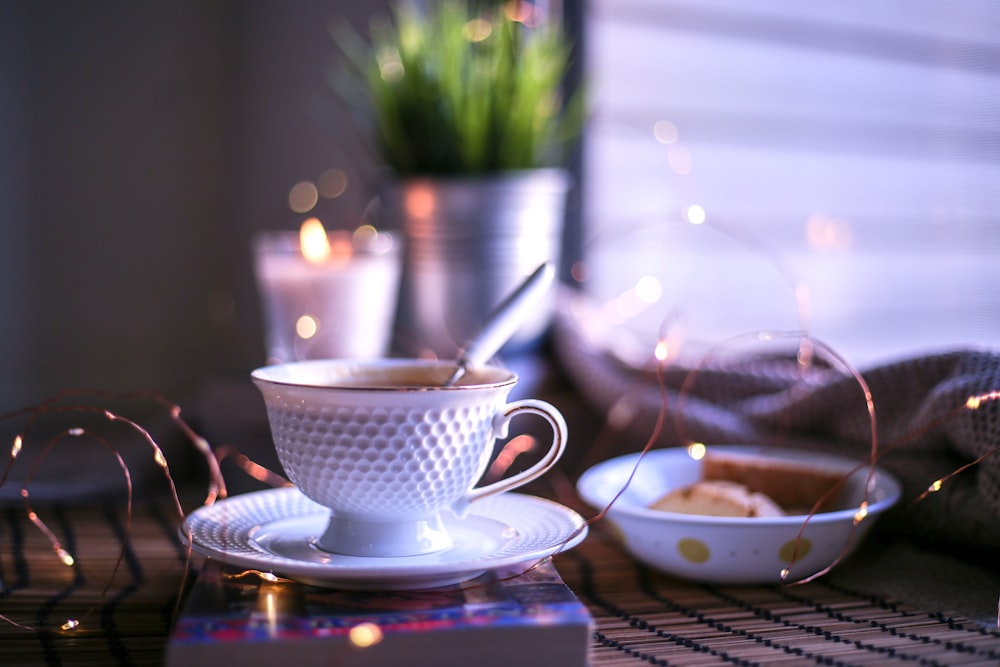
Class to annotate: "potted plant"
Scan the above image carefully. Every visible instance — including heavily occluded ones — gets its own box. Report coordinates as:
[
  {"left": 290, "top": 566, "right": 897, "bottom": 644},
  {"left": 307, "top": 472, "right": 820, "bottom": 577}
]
[{"left": 332, "top": 0, "right": 583, "bottom": 358}]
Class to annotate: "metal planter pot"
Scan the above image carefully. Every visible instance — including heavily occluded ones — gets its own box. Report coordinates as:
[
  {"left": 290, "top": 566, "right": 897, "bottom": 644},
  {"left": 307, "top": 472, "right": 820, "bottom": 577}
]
[{"left": 386, "top": 169, "right": 569, "bottom": 360}]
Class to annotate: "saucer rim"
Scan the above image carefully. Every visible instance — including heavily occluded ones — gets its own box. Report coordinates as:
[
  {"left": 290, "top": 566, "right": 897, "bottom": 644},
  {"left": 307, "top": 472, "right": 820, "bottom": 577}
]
[{"left": 180, "top": 488, "right": 587, "bottom": 589}]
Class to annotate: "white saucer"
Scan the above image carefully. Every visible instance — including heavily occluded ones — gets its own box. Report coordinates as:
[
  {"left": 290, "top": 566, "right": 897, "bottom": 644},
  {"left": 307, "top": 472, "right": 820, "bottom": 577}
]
[{"left": 181, "top": 488, "right": 588, "bottom": 590}]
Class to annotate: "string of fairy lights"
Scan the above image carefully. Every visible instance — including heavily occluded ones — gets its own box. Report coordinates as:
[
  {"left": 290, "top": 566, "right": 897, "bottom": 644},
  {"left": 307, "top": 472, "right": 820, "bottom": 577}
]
[
  {"left": 1, "top": 125, "right": 999, "bottom": 638},
  {"left": 1, "top": 292, "right": 997, "bottom": 638}
]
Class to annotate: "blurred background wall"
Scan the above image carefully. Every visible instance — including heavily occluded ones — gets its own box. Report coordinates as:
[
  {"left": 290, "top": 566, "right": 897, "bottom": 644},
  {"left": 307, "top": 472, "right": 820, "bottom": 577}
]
[
  {"left": 6, "top": 0, "right": 993, "bottom": 415},
  {"left": 0, "top": 0, "right": 388, "bottom": 410}
]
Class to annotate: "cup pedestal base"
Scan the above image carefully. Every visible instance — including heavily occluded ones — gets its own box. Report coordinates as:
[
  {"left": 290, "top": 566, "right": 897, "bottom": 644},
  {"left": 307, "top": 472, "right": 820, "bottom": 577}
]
[{"left": 317, "top": 512, "right": 454, "bottom": 557}]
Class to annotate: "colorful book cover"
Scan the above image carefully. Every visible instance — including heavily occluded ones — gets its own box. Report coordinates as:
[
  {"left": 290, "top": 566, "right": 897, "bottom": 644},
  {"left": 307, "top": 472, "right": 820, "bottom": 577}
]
[{"left": 166, "top": 559, "right": 593, "bottom": 667}]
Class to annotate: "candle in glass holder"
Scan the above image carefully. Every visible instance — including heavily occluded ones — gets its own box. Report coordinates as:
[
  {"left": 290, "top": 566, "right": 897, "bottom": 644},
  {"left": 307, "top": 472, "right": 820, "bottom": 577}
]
[{"left": 253, "top": 220, "right": 401, "bottom": 363}]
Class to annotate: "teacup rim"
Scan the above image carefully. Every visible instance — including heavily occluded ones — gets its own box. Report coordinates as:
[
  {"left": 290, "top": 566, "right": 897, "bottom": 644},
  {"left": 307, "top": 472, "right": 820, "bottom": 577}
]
[{"left": 250, "top": 358, "right": 518, "bottom": 391}]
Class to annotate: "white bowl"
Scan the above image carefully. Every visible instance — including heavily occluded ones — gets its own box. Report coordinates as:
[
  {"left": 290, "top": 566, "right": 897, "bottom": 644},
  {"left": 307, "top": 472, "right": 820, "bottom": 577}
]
[{"left": 576, "top": 445, "right": 901, "bottom": 584}]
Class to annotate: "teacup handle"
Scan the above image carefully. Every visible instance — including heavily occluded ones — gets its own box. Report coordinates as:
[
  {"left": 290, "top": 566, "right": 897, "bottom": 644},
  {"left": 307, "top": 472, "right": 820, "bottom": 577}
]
[{"left": 465, "top": 398, "right": 568, "bottom": 504}]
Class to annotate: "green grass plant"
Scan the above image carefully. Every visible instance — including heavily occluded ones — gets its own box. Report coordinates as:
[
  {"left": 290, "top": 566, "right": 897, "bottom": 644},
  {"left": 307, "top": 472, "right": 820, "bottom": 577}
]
[{"left": 332, "top": 1, "right": 582, "bottom": 176}]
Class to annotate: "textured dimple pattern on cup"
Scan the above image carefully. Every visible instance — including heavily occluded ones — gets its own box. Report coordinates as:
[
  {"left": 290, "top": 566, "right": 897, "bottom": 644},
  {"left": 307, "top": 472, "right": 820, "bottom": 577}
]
[{"left": 268, "top": 402, "right": 495, "bottom": 517}]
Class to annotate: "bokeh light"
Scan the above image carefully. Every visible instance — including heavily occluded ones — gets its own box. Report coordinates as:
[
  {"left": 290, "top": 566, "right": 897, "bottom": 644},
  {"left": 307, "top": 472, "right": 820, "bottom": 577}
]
[
  {"left": 463, "top": 18, "right": 492, "bottom": 41},
  {"left": 288, "top": 181, "right": 319, "bottom": 214},
  {"left": 318, "top": 168, "right": 348, "bottom": 199},
  {"left": 353, "top": 224, "right": 395, "bottom": 255},
  {"left": 687, "top": 442, "right": 707, "bottom": 460},
  {"left": 378, "top": 50, "right": 404, "bottom": 82},
  {"left": 685, "top": 204, "right": 706, "bottom": 225},
  {"left": 349, "top": 622, "right": 384, "bottom": 648},
  {"left": 635, "top": 275, "right": 662, "bottom": 304},
  {"left": 295, "top": 315, "right": 318, "bottom": 340},
  {"left": 653, "top": 119, "right": 679, "bottom": 144}
]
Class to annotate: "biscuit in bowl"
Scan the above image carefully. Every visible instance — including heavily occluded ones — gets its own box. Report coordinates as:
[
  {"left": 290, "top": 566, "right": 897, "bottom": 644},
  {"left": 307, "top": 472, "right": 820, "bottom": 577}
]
[{"left": 649, "top": 480, "right": 785, "bottom": 517}]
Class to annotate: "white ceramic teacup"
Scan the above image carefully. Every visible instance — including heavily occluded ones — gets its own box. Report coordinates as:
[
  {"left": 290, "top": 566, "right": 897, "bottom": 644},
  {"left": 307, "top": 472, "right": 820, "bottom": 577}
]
[{"left": 251, "top": 359, "right": 568, "bottom": 558}]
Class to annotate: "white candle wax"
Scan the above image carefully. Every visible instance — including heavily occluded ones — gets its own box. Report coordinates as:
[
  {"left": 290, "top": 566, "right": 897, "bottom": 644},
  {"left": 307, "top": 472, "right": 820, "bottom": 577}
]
[{"left": 253, "top": 231, "right": 401, "bottom": 363}]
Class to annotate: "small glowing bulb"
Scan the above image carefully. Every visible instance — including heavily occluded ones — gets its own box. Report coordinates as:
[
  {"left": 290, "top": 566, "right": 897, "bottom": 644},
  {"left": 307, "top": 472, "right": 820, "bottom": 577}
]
[
  {"left": 687, "top": 442, "right": 706, "bottom": 461},
  {"left": 58, "top": 549, "right": 75, "bottom": 567},
  {"left": 686, "top": 205, "right": 706, "bottom": 225},
  {"left": 68, "top": 427, "right": 84, "bottom": 437},
  {"left": 780, "top": 568, "right": 790, "bottom": 580},
  {"left": 635, "top": 275, "right": 662, "bottom": 304},
  {"left": 654, "top": 339, "right": 670, "bottom": 361},
  {"left": 60, "top": 619, "right": 80, "bottom": 631},
  {"left": 11, "top": 435, "right": 22, "bottom": 459},
  {"left": 259, "top": 571, "right": 279, "bottom": 582},
  {"left": 966, "top": 396, "right": 982, "bottom": 410},
  {"left": 296, "top": 315, "right": 319, "bottom": 340},
  {"left": 349, "top": 622, "right": 383, "bottom": 648},
  {"left": 853, "top": 501, "right": 869, "bottom": 524},
  {"left": 928, "top": 479, "right": 943, "bottom": 493},
  {"left": 154, "top": 450, "right": 168, "bottom": 468}
]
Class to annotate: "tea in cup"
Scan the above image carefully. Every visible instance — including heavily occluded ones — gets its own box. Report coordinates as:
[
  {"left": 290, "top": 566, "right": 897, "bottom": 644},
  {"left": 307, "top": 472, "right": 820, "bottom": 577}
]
[{"left": 251, "top": 359, "right": 568, "bottom": 558}]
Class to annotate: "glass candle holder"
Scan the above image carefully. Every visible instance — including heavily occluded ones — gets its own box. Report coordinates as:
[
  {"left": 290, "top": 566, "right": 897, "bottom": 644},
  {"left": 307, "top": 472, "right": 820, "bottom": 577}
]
[{"left": 252, "top": 226, "right": 401, "bottom": 363}]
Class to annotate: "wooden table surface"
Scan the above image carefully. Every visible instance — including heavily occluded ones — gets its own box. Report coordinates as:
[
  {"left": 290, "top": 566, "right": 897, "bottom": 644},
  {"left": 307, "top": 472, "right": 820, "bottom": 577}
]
[
  {"left": 1, "top": 496, "right": 998, "bottom": 667},
  {"left": 3, "top": 365, "right": 998, "bottom": 665}
]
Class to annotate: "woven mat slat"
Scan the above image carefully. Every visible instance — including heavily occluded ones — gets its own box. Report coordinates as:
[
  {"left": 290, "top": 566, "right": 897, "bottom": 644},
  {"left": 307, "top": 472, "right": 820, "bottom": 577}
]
[
  {"left": 0, "top": 504, "right": 190, "bottom": 666},
  {"left": 2, "top": 502, "right": 999, "bottom": 666},
  {"left": 558, "top": 524, "right": 1000, "bottom": 667}
]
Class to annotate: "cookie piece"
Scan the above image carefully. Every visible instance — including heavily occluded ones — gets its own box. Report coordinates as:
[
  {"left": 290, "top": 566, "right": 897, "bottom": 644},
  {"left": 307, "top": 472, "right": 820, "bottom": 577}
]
[{"left": 649, "top": 480, "right": 786, "bottom": 518}]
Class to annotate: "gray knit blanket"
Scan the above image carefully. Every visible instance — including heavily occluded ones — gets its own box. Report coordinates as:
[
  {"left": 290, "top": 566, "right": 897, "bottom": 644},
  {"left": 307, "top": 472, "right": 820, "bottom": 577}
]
[{"left": 553, "top": 294, "right": 1000, "bottom": 551}]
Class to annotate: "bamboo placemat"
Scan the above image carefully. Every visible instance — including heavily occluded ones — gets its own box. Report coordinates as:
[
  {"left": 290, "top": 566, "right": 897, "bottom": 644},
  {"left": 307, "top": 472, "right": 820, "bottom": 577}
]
[
  {"left": 0, "top": 503, "right": 192, "bottom": 667},
  {"left": 2, "top": 502, "right": 999, "bottom": 666},
  {"left": 559, "top": 523, "right": 1000, "bottom": 667}
]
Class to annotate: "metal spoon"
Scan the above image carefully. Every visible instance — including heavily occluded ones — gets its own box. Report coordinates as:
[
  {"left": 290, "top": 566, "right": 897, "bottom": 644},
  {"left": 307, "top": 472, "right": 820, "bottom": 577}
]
[{"left": 442, "top": 262, "right": 555, "bottom": 386}]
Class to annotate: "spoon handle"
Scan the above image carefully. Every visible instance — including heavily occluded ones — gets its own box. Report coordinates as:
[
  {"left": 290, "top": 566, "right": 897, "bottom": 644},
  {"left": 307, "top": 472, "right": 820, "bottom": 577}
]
[{"left": 444, "top": 262, "right": 555, "bottom": 386}]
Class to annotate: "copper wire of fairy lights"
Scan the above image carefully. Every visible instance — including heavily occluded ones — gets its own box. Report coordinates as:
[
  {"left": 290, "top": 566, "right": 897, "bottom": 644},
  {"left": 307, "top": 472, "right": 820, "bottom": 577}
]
[
  {"left": 570, "top": 207, "right": 998, "bottom": 586},
  {"left": 1, "top": 356, "right": 996, "bottom": 630},
  {"left": 214, "top": 444, "right": 292, "bottom": 489},
  {"left": 1, "top": 209, "right": 998, "bottom": 630},
  {"left": 0, "top": 390, "right": 229, "bottom": 632},
  {"left": 668, "top": 329, "right": 880, "bottom": 583}
]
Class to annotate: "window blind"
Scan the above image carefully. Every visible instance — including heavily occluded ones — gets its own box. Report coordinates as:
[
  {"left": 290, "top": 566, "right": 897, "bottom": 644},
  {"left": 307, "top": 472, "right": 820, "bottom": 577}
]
[{"left": 581, "top": 0, "right": 1000, "bottom": 366}]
